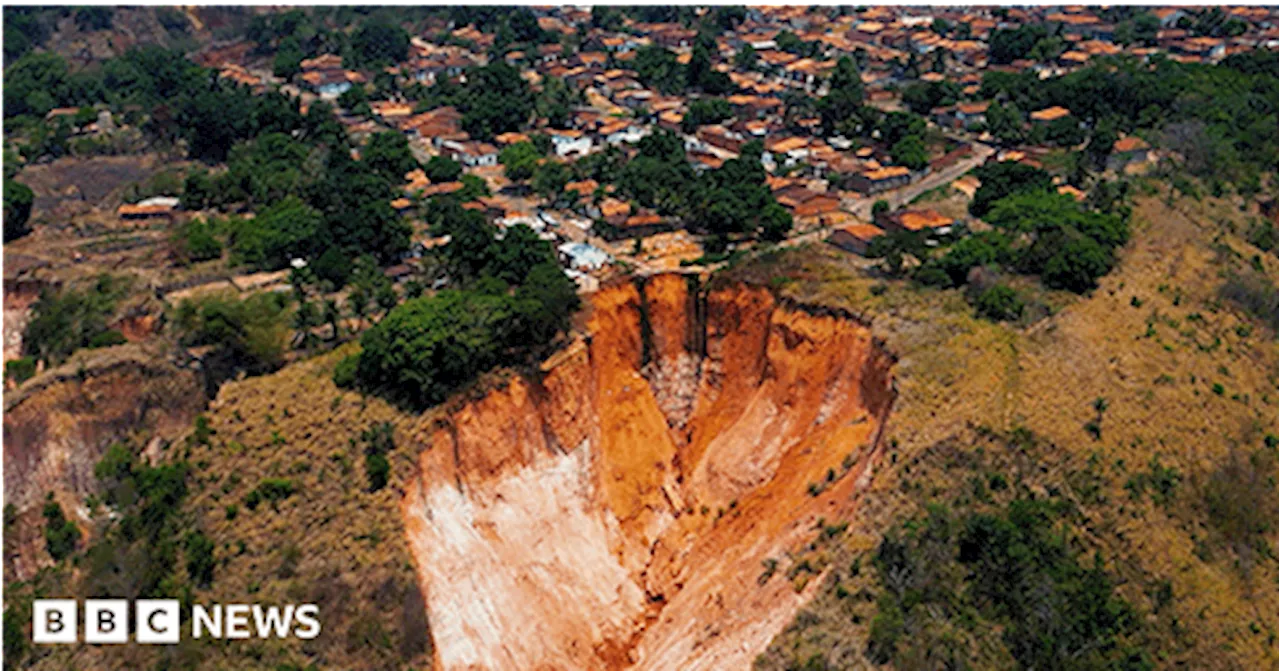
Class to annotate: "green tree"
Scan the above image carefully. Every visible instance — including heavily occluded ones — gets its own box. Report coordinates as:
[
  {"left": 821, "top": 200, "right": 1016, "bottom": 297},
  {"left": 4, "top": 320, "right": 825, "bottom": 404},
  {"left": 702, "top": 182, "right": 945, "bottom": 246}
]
[
  {"left": 423, "top": 155, "right": 462, "bottom": 183},
  {"left": 1040, "top": 231, "right": 1114, "bottom": 293},
  {"left": 817, "top": 56, "right": 864, "bottom": 136},
  {"left": 171, "top": 219, "right": 223, "bottom": 265},
  {"left": 970, "top": 162, "right": 1054, "bottom": 217},
  {"left": 4, "top": 179, "right": 34, "bottom": 240},
  {"left": 184, "top": 531, "right": 215, "bottom": 587},
  {"left": 683, "top": 97, "right": 733, "bottom": 132},
  {"left": 350, "top": 20, "right": 410, "bottom": 68},
  {"left": 973, "top": 284, "right": 1024, "bottom": 321},
  {"left": 231, "top": 196, "right": 322, "bottom": 270},
  {"left": 363, "top": 131, "right": 419, "bottom": 183},
  {"left": 273, "top": 36, "right": 304, "bottom": 79},
  {"left": 42, "top": 494, "right": 81, "bottom": 561},
  {"left": 500, "top": 141, "right": 541, "bottom": 184},
  {"left": 172, "top": 291, "right": 291, "bottom": 373},
  {"left": 24, "top": 275, "right": 126, "bottom": 364},
  {"left": 891, "top": 135, "right": 929, "bottom": 171},
  {"left": 985, "top": 101, "right": 1025, "bottom": 147}
]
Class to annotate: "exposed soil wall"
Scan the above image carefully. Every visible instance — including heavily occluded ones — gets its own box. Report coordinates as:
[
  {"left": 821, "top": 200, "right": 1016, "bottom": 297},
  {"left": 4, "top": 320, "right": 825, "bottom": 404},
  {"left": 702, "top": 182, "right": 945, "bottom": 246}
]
[{"left": 401, "top": 275, "right": 896, "bottom": 670}]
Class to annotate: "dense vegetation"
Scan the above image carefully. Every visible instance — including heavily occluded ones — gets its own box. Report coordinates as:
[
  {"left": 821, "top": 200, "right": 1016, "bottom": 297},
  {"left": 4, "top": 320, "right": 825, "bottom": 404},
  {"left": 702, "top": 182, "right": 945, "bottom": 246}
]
[
  {"left": 344, "top": 203, "right": 580, "bottom": 410},
  {"left": 22, "top": 275, "right": 130, "bottom": 366},
  {"left": 980, "top": 52, "right": 1278, "bottom": 186},
  {"left": 868, "top": 497, "right": 1150, "bottom": 669},
  {"left": 172, "top": 291, "right": 292, "bottom": 375},
  {"left": 610, "top": 131, "right": 792, "bottom": 248},
  {"left": 872, "top": 161, "right": 1130, "bottom": 310}
]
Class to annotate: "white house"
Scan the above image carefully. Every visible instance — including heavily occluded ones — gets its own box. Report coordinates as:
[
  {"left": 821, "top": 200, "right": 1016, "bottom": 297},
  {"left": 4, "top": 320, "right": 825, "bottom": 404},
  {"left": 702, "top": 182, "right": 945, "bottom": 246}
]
[{"left": 550, "top": 130, "right": 593, "bottom": 158}]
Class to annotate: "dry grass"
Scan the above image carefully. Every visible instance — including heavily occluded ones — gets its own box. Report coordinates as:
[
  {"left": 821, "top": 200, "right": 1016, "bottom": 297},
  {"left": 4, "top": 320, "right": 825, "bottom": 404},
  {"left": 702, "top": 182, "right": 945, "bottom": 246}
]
[
  {"left": 179, "top": 344, "right": 433, "bottom": 670},
  {"left": 754, "top": 185, "right": 1279, "bottom": 670}
]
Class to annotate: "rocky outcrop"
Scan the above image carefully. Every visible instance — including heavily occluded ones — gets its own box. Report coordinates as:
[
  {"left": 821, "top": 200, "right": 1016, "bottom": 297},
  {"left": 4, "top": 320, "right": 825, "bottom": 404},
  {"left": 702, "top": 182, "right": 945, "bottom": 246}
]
[
  {"left": 401, "top": 275, "right": 896, "bottom": 670},
  {"left": 3, "top": 347, "right": 205, "bottom": 581}
]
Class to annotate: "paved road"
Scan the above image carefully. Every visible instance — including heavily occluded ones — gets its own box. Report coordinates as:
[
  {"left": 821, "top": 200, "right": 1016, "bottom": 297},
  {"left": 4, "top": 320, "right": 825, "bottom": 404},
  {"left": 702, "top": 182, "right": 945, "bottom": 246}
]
[{"left": 845, "top": 141, "right": 996, "bottom": 220}]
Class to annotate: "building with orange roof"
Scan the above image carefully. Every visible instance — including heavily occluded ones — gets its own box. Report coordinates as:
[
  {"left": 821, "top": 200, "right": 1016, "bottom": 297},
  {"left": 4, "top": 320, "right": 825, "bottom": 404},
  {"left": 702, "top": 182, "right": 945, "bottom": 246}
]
[
  {"left": 882, "top": 209, "right": 954, "bottom": 235},
  {"left": 1108, "top": 135, "right": 1151, "bottom": 172},
  {"left": 1029, "top": 106, "right": 1072, "bottom": 123},
  {"left": 828, "top": 223, "right": 886, "bottom": 255},
  {"left": 851, "top": 166, "right": 912, "bottom": 195}
]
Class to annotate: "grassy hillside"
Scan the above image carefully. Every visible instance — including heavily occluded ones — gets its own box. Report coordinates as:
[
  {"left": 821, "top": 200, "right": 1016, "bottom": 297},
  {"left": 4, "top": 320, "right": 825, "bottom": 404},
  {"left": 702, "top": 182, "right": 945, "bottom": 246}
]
[
  {"left": 6, "top": 345, "right": 434, "bottom": 671},
  {"left": 751, "top": 182, "right": 1278, "bottom": 670}
]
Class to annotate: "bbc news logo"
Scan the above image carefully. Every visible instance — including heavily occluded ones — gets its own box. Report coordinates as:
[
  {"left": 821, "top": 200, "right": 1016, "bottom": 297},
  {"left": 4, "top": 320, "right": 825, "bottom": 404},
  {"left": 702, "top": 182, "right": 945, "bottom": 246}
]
[{"left": 33, "top": 600, "right": 321, "bottom": 644}]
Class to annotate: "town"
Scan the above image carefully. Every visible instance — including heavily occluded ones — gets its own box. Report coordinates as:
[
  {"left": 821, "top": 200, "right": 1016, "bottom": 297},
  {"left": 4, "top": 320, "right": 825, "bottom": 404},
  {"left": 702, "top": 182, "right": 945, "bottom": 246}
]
[{"left": 2, "top": 6, "right": 1277, "bottom": 671}]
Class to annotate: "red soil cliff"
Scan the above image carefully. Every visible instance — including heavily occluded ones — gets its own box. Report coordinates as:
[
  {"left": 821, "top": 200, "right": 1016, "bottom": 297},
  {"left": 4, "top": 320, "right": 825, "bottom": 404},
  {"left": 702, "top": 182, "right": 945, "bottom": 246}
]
[{"left": 401, "top": 275, "right": 896, "bottom": 670}]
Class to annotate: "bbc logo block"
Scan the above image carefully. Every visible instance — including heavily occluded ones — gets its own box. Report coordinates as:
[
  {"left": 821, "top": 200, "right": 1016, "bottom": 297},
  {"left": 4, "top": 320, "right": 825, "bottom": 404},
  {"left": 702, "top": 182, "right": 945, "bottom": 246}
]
[
  {"left": 32, "top": 600, "right": 321, "bottom": 644},
  {"left": 32, "top": 600, "right": 77, "bottom": 644},
  {"left": 33, "top": 599, "right": 180, "bottom": 645}
]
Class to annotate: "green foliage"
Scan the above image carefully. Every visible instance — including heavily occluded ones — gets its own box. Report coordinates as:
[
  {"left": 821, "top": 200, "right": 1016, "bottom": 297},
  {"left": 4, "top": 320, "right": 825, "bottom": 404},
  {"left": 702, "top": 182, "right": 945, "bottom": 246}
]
[
  {"left": 5, "top": 357, "right": 37, "bottom": 385},
  {"left": 1039, "top": 231, "right": 1115, "bottom": 293},
  {"left": 23, "top": 274, "right": 127, "bottom": 364},
  {"left": 354, "top": 212, "right": 578, "bottom": 409},
  {"left": 362, "top": 131, "right": 419, "bottom": 183},
  {"left": 362, "top": 422, "right": 395, "bottom": 492},
  {"left": 633, "top": 45, "right": 685, "bottom": 94},
  {"left": 3, "top": 178, "right": 34, "bottom": 240},
  {"left": 245, "top": 478, "right": 296, "bottom": 511},
  {"left": 1124, "top": 456, "right": 1181, "bottom": 507},
  {"left": 1245, "top": 219, "right": 1277, "bottom": 253},
  {"left": 817, "top": 57, "right": 864, "bottom": 136},
  {"left": 423, "top": 155, "right": 462, "bottom": 183},
  {"left": 971, "top": 162, "right": 1054, "bottom": 218},
  {"left": 869, "top": 499, "right": 1149, "bottom": 669},
  {"left": 183, "top": 531, "right": 216, "bottom": 587},
  {"left": 500, "top": 141, "right": 541, "bottom": 183},
  {"left": 170, "top": 218, "right": 223, "bottom": 265},
  {"left": 901, "top": 80, "right": 961, "bottom": 116},
  {"left": 682, "top": 97, "right": 733, "bottom": 132},
  {"left": 349, "top": 19, "right": 410, "bottom": 69},
  {"left": 989, "top": 24, "right": 1049, "bottom": 64},
  {"left": 42, "top": 493, "right": 81, "bottom": 561},
  {"left": 85, "top": 442, "right": 195, "bottom": 599},
  {"left": 230, "top": 196, "right": 323, "bottom": 270},
  {"left": 355, "top": 289, "right": 515, "bottom": 408},
  {"left": 172, "top": 291, "right": 291, "bottom": 374},
  {"left": 890, "top": 134, "right": 929, "bottom": 171},
  {"left": 87, "top": 329, "right": 127, "bottom": 349},
  {"left": 973, "top": 284, "right": 1024, "bottom": 322},
  {"left": 75, "top": 7, "right": 114, "bottom": 31},
  {"left": 333, "top": 353, "right": 360, "bottom": 388}
]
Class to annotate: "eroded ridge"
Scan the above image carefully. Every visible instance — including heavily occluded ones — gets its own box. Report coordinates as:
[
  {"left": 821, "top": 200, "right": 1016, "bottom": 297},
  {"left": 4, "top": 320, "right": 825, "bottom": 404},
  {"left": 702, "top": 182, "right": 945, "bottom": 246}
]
[{"left": 401, "top": 275, "right": 896, "bottom": 670}]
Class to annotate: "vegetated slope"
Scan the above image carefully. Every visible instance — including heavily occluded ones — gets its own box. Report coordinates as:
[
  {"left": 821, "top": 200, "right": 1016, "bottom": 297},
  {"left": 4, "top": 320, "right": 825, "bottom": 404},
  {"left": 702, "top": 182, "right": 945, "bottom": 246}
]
[
  {"left": 6, "top": 345, "right": 431, "bottom": 671},
  {"left": 753, "top": 188, "right": 1278, "bottom": 670},
  {"left": 401, "top": 274, "right": 896, "bottom": 670},
  {"left": 2, "top": 344, "right": 205, "bottom": 583}
]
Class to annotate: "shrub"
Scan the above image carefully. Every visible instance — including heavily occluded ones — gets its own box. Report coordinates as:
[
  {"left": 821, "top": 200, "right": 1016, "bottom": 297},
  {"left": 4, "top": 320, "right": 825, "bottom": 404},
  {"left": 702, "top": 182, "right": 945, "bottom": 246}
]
[
  {"left": 973, "top": 284, "right": 1024, "bottom": 321},
  {"left": 245, "top": 478, "right": 296, "bottom": 510},
  {"left": 172, "top": 291, "right": 291, "bottom": 374},
  {"left": 42, "top": 494, "right": 80, "bottom": 561},
  {"left": 87, "top": 329, "right": 127, "bottom": 348},
  {"left": 184, "top": 531, "right": 216, "bottom": 586},
  {"left": 333, "top": 353, "right": 359, "bottom": 388},
  {"left": 23, "top": 274, "right": 127, "bottom": 364},
  {"left": 5, "top": 357, "right": 37, "bottom": 385},
  {"left": 171, "top": 219, "right": 223, "bottom": 265}
]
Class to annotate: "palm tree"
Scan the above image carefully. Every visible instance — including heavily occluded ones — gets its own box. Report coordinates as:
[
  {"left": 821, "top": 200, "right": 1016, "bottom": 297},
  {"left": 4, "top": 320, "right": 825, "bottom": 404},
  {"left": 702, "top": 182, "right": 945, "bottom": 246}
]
[
  {"left": 346, "top": 287, "right": 369, "bottom": 331},
  {"left": 292, "top": 300, "right": 321, "bottom": 350},
  {"left": 323, "top": 299, "right": 341, "bottom": 340}
]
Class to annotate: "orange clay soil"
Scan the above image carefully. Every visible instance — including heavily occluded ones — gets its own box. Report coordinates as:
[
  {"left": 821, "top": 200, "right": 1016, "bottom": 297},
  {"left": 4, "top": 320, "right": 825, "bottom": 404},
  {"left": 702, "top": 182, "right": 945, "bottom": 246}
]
[{"left": 401, "top": 274, "right": 896, "bottom": 670}]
